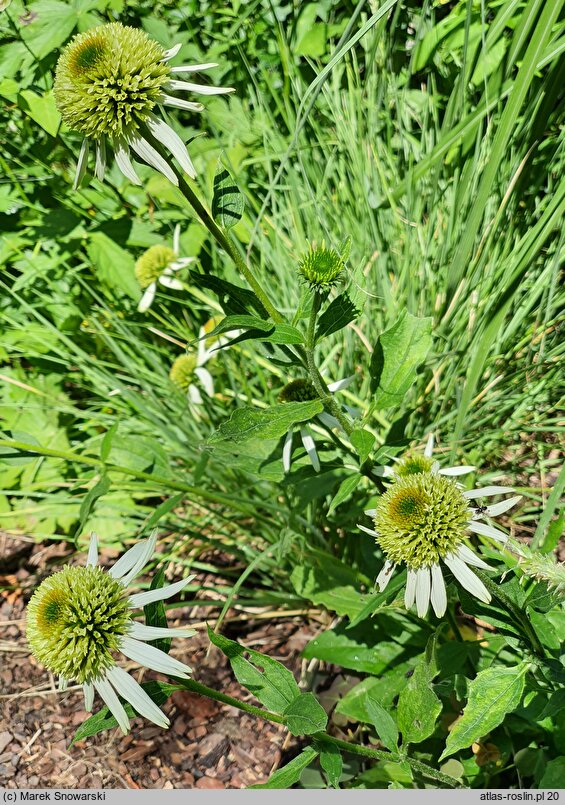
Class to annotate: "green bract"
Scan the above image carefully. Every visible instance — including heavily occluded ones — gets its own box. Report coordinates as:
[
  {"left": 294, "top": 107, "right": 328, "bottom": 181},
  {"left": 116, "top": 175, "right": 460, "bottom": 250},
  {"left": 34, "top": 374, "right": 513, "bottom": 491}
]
[
  {"left": 298, "top": 246, "right": 344, "bottom": 289},
  {"left": 26, "top": 566, "right": 130, "bottom": 684},
  {"left": 374, "top": 473, "right": 471, "bottom": 569},
  {"left": 54, "top": 24, "right": 170, "bottom": 139}
]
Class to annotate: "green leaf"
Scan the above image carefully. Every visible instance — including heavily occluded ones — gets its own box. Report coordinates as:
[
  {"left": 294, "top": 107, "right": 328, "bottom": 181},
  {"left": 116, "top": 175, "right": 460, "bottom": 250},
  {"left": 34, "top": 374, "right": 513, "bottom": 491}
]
[
  {"left": 18, "top": 89, "right": 61, "bottom": 136},
  {"left": 364, "top": 693, "right": 399, "bottom": 752},
  {"left": 87, "top": 232, "right": 140, "bottom": 301},
  {"left": 20, "top": 1, "right": 80, "bottom": 60},
  {"left": 303, "top": 625, "right": 406, "bottom": 675},
  {"left": 328, "top": 473, "right": 361, "bottom": 515},
  {"left": 212, "top": 163, "right": 244, "bottom": 229},
  {"left": 249, "top": 747, "right": 318, "bottom": 789},
  {"left": 350, "top": 428, "right": 375, "bottom": 464},
  {"left": 347, "top": 570, "right": 407, "bottom": 628},
  {"left": 209, "top": 401, "right": 323, "bottom": 445},
  {"left": 397, "top": 633, "right": 442, "bottom": 746},
  {"left": 440, "top": 663, "right": 529, "bottom": 760},
  {"left": 75, "top": 472, "right": 110, "bottom": 538},
  {"left": 70, "top": 682, "right": 180, "bottom": 746},
  {"left": 206, "top": 314, "right": 304, "bottom": 345},
  {"left": 189, "top": 271, "right": 267, "bottom": 317},
  {"left": 290, "top": 549, "right": 366, "bottom": 618},
  {"left": 100, "top": 422, "right": 118, "bottom": 463},
  {"left": 370, "top": 310, "right": 433, "bottom": 409},
  {"left": 144, "top": 567, "right": 171, "bottom": 654},
  {"left": 208, "top": 627, "right": 300, "bottom": 713},
  {"left": 315, "top": 292, "right": 359, "bottom": 341},
  {"left": 284, "top": 692, "right": 328, "bottom": 736},
  {"left": 145, "top": 493, "right": 184, "bottom": 530},
  {"left": 539, "top": 757, "right": 565, "bottom": 789},
  {"left": 318, "top": 741, "right": 342, "bottom": 788}
]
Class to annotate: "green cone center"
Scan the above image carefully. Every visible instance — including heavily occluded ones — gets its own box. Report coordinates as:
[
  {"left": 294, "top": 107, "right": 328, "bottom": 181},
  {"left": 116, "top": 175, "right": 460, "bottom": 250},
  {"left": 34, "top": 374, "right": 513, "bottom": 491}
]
[
  {"left": 279, "top": 378, "right": 318, "bottom": 403},
  {"left": 135, "top": 245, "right": 177, "bottom": 287}
]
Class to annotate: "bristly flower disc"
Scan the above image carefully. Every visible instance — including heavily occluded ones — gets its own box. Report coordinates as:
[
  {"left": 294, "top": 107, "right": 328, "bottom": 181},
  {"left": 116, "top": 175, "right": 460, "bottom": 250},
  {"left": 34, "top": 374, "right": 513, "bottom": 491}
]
[{"left": 298, "top": 245, "right": 344, "bottom": 290}]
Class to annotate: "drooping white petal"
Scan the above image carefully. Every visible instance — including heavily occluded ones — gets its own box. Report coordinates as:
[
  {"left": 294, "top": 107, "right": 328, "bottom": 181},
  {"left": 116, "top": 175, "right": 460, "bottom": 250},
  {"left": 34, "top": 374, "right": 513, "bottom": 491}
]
[
  {"left": 456, "top": 544, "right": 492, "bottom": 570},
  {"left": 86, "top": 532, "right": 98, "bottom": 567},
  {"left": 430, "top": 564, "right": 447, "bottom": 617},
  {"left": 317, "top": 411, "right": 340, "bottom": 430},
  {"left": 194, "top": 366, "right": 214, "bottom": 397},
  {"left": 188, "top": 383, "right": 203, "bottom": 405},
  {"left": 373, "top": 465, "right": 395, "bottom": 478},
  {"left": 405, "top": 569, "right": 417, "bottom": 609},
  {"left": 146, "top": 114, "right": 196, "bottom": 179},
  {"left": 482, "top": 496, "right": 522, "bottom": 517},
  {"left": 161, "top": 43, "right": 182, "bottom": 62},
  {"left": 158, "top": 273, "right": 184, "bottom": 290},
  {"left": 300, "top": 427, "right": 320, "bottom": 472},
  {"left": 94, "top": 137, "right": 106, "bottom": 182},
  {"left": 443, "top": 554, "right": 491, "bottom": 603},
  {"left": 73, "top": 137, "right": 90, "bottom": 190},
  {"left": 424, "top": 433, "right": 434, "bottom": 458},
  {"left": 127, "top": 132, "right": 178, "bottom": 186},
  {"left": 128, "top": 575, "right": 194, "bottom": 609},
  {"left": 343, "top": 404, "right": 360, "bottom": 419},
  {"left": 109, "top": 533, "right": 157, "bottom": 584},
  {"left": 83, "top": 683, "right": 94, "bottom": 712},
  {"left": 59, "top": 677, "right": 68, "bottom": 692},
  {"left": 93, "top": 675, "right": 130, "bottom": 734},
  {"left": 128, "top": 622, "right": 196, "bottom": 640},
  {"left": 364, "top": 509, "right": 376, "bottom": 517},
  {"left": 357, "top": 524, "right": 378, "bottom": 537},
  {"left": 467, "top": 520, "right": 509, "bottom": 543},
  {"left": 119, "top": 636, "right": 192, "bottom": 679},
  {"left": 282, "top": 429, "right": 294, "bottom": 473},
  {"left": 138, "top": 283, "right": 156, "bottom": 313},
  {"left": 112, "top": 137, "right": 141, "bottom": 185},
  {"left": 415, "top": 567, "right": 431, "bottom": 617},
  {"left": 170, "top": 63, "right": 218, "bottom": 73},
  {"left": 463, "top": 486, "right": 515, "bottom": 499},
  {"left": 440, "top": 466, "right": 476, "bottom": 476},
  {"left": 327, "top": 375, "right": 355, "bottom": 393},
  {"left": 166, "top": 79, "right": 234, "bottom": 95},
  {"left": 160, "top": 94, "right": 204, "bottom": 113},
  {"left": 173, "top": 223, "right": 181, "bottom": 255},
  {"left": 106, "top": 665, "right": 170, "bottom": 729},
  {"left": 376, "top": 560, "right": 395, "bottom": 592},
  {"left": 169, "top": 257, "right": 194, "bottom": 271}
]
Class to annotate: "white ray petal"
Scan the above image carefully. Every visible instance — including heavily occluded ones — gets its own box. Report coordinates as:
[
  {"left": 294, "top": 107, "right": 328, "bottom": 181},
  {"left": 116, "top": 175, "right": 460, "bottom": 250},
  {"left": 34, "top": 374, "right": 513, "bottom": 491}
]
[
  {"left": 424, "top": 433, "right": 434, "bottom": 458},
  {"left": 83, "top": 683, "right": 94, "bottom": 712},
  {"left": 405, "top": 569, "right": 417, "bottom": 609},
  {"left": 94, "top": 137, "right": 106, "bottom": 182},
  {"left": 146, "top": 114, "right": 196, "bottom": 179},
  {"left": 169, "top": 258, "right": 194, "bottom": 270},
  {"left": 373, "top": 465, "right": 395, "bottom": 478},
  {"left": 119, "top": 636, "right": 192, "bottom": 679},
  {"left": 483, "top": 495, "right": 522, "bottom": 517},
  {"left": 138, "top": 283, "right": 156, "bottom": 312},
  {"left": 128, "top": 622, "right": 196, "bottom": 640},
  {"left": 456, "top": 544, "right": 492, "bottom": 570},
  {"left": 73, "top": 137, "right": 89, "bottom": 190},
  {"left": 194, "top": 366, "right": 214, "bottom": 397},
  {"left": 443, "top": 554, "right": 491, "bottom": 603},
  {"left": 59, "top": 677, "right": 68, "bottom": 692},
  {"left": 188, "top": 383, "right": 203, "bottom": 405},
  {"left": 440, "top": 466, "right": 476, "bottom": 476},
  {"left": 170, "top": 63, "right": 218, "bottom": 73},
  {"left": 430, "top": 564, "right": 447, "bottom": 617},
  {"left": 109, "top": 534, "right": 157, "bottom": 583},
  {"left": 86, "top": 532, "right": 98, "bottom": 567},
  {"left": 318, "top": 411, "right": 340, "bottom": 430},
  {"left": 463, "top": 486, "right": 515, "bottom": 499},
  {"left": 364, "top": 509, "right": 376, "bottom": 517},
  {"left": 112, "top": 137, "right": 141, "bottom": 185},
  {"left": 173, "top": 223, "right": 181, "bottom": 255},
  {"left": 161, "top": 94, "right": 204, "bottom": 112},
  {"left": 376, "top": 560, "right": 395, "bottom": 592},
  {"left": 300, "top": 427, "right": 320, "bottom": 472},
  {"left": 166, "top": 79, "right": 234, "bottom": 95},
  {"left": 128, "top": 575, "right": 194, "bottom": 609},
  {"left": 128, "top": 133, "right": 178, "bottom": 186},
  {"left": 415, "top": 567, "right": 431, "bottom": 617},
  {"left": 357, "top": 524, "right": 378, "bottom": 537},
  {"left": 93, "top": 675, "right": 130, "bottom": 734},
  {"left": 468, "top": 520, "right": 509, "bottom": 543},
  {"left": 327, "top": 375, "right": 355, "bottom": 392},
  {"left": 161, "top": 43, "right": 182, "bottom": 62},
  {"left": 282, "top": 429, "right": 293, "bottom": 473},
  {"left": 158, "top": 273, "right": 184, "bottom": 290},
  {"left": 106, "top": 665, "right": 169, "bottom": 728}
]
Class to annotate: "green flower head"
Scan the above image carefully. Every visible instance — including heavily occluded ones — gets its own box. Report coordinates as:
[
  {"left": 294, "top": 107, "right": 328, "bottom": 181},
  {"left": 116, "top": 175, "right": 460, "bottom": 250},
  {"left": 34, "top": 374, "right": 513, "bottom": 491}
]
[
  {"left": 135, "top": 245, "right": 178, "bottom": 289},
  {"left": 170, "top": 354, "right": 197, "bottom": 391},
  {"left": 298, "top": 244, "right": 345, "bottom": 290},
  {"left": 279, "top": 378, "right": 318, "bottom": 403}
]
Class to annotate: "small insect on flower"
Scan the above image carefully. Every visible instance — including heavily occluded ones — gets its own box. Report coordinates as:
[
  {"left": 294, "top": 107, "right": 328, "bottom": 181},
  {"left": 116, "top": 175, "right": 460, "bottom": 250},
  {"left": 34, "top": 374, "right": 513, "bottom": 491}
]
[
  {"left": 360, "top": 462, "right": 522, "bottom": 618},
  {"left": 26, "top": 533, "right": 195, "bottom": 734},
  {"left": 54, "top": 23, "right": 233, "bottom": 188}
]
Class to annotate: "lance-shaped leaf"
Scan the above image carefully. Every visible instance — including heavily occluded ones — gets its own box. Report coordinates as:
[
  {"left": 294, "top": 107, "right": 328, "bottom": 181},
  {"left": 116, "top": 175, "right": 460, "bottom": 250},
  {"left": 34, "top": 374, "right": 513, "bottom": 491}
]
[
  {"left": 212, "top": 162, "right": 244, "bottom": 229},
  {"left": 249, "top": 747, "right": 319, "bottom": 789},
  {"left": 316, "top": 292, "right": 359, "bottom": 341},
  {"left": 370, "top": 311, "right": 432, "bottom": 409},
  {"left": 209, "top": 401, "right": 323, "bottom": 445}
]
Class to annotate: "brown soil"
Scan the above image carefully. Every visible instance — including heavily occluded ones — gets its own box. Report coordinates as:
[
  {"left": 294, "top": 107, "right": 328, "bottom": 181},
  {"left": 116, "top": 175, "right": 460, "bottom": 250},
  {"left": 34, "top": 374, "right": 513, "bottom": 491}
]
[{"left": 0, "top": 534, "right": 320, "bottom": 789}]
